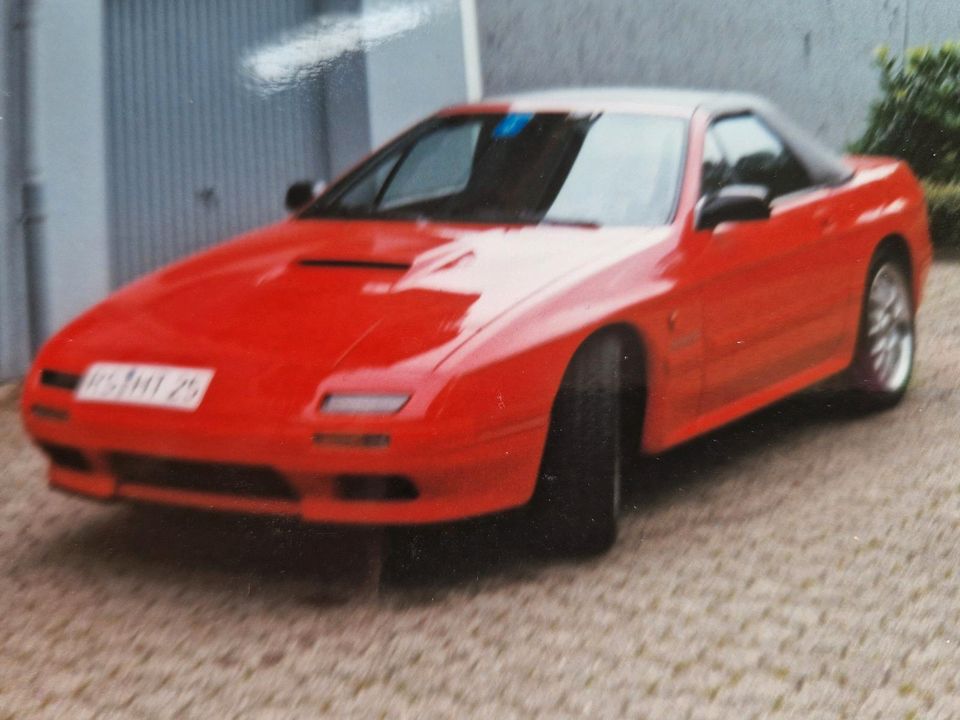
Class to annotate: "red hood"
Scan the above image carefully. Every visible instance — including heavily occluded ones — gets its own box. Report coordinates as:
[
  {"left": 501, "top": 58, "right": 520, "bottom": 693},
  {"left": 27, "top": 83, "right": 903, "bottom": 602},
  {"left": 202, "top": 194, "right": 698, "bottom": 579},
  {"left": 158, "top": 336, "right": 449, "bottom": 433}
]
[{"left": 44, "top": 219, "right": 648, "bottom": 381}]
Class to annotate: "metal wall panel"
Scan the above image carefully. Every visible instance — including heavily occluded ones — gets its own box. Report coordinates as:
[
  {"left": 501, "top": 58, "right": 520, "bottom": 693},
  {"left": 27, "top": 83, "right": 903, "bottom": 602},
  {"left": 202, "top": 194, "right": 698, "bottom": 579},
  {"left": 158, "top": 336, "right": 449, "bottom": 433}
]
[
  {"left": 105, "top": 0, "right": 327, "bottom": 287},
  {"left": 0, "top": 0, "right": 33, "bottom": 380}
]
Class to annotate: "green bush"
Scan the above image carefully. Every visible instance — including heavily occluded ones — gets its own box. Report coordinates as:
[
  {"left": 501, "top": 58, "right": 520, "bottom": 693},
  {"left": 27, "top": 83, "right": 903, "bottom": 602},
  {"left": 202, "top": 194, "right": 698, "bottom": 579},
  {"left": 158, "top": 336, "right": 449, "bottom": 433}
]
[
  {"left": 851, "top": 42, "right": 960, "bottom": 183},
  {"left": 852, "top": 42, "right": 960, "bottom": 246},
  {"left": 924, "top": 181, "right": 960, "bottom": 247}
]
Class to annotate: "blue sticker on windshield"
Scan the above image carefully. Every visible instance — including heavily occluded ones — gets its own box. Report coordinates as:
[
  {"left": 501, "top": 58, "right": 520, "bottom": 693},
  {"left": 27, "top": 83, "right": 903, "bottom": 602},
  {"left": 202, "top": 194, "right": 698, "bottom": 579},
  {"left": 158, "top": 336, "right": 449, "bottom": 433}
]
[{"left": 493, "top": 113, "right": 534, "bottom": 139}]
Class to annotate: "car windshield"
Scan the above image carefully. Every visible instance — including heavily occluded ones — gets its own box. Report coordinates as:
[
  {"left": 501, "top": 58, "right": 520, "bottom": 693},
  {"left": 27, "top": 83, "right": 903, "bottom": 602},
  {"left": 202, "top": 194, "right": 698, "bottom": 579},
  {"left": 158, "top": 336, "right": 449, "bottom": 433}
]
[{"left": 301, "top": 112, "right": 688, "bottom": 227}]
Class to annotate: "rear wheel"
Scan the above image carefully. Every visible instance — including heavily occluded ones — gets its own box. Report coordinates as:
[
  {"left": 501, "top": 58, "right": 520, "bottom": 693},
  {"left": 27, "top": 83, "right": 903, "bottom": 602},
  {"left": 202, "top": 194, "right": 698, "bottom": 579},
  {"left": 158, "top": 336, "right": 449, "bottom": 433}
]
[
  {"left": 527, "top": 331, "right": 641, "bottom": 557},
  {"left": 846, "top": 253, "right": 915, "bottom": 409}
]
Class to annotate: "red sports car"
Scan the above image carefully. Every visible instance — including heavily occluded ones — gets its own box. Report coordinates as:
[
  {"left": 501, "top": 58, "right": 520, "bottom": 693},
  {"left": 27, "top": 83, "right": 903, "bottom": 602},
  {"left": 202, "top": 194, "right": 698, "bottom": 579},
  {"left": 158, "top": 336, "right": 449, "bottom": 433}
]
[{"left": 22, "top": 89, "right": 931, "bottom": 554}]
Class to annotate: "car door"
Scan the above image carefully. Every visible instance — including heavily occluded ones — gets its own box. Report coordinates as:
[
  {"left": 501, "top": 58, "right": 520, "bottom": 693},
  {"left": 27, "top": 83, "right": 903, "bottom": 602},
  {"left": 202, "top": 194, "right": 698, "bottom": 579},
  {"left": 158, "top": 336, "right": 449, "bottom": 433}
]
[{"left": 695, "top": 113, "right": 848, "bottom": 415}]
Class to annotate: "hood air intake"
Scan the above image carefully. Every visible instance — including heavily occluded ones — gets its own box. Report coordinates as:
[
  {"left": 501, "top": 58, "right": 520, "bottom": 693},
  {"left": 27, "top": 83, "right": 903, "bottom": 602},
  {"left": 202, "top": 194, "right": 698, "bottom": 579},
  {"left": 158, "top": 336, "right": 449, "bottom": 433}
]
[{"left": 297, "top": 259, "right": 410, "bottom": 272}]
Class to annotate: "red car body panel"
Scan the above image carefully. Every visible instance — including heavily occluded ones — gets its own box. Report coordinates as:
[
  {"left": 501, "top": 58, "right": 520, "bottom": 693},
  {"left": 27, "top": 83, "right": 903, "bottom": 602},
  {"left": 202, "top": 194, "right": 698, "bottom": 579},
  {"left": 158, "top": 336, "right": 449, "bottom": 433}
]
[{"left": 22, "top": 93, "right": 932, "bottom": 524}]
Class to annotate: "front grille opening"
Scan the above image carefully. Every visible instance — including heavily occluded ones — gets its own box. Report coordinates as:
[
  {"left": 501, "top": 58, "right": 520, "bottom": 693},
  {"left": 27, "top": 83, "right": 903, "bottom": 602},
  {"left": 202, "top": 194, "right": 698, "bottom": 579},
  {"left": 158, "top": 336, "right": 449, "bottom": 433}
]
[
  {"left": 335, "top": 475, "right": 419, "bottom": 502},
  {"left": 40, "top": 443, "right": 92, "bottom": 473},
  {"left": 40, "top": 370, "right": 81, "bottom": 391},
  {"left": 108, "top": 454, "right": 298, "bottom": 500},
  {"left": 31, "top": 405, "right": 70, "bottom": 422}
]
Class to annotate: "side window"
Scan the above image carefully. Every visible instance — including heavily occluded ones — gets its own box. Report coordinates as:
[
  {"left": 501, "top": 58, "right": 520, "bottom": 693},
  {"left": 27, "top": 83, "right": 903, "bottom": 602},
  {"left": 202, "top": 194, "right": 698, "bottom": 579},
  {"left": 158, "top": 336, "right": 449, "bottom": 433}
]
[
  {"left": 701, "top": 130, "right": 729, "bottom": 197},
  {"left": 709, "top": 114, "right": 811, "bottom": 198}
]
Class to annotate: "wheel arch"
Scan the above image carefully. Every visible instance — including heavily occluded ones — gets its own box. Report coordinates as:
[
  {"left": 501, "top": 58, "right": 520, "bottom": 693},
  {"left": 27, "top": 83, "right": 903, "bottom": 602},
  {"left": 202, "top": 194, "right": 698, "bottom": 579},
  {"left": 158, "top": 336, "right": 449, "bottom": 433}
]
[
  {"left": 873, "top": 233, "right": 914, "bottom": 294},
  {"left": 548, "top": 321, "right": 650, "bottom": 457},
  {"left": 559, "top": 322, "right": 648, "bottom": 392}
]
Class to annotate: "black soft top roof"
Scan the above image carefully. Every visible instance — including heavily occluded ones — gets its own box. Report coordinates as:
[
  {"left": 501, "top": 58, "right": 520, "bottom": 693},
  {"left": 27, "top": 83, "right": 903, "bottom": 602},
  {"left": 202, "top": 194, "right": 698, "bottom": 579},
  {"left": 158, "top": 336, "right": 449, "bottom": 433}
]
[{"left": 487, "top": 87, "right": 854, "bottom": 187}]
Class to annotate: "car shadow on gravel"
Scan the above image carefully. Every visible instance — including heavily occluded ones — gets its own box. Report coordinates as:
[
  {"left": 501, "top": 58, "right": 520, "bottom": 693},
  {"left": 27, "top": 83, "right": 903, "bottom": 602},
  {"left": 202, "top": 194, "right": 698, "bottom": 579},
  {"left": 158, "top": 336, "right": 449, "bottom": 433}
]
[
  {"left": 621, "top": 388, "right": 869, "bottom": 517},
  {"left": 25, "top": 388, "right": 870, "bottom": 602},
  {"left": 383, "top": 388, "right": 871, "bottom": 592},
  {"left": 934, "top": 246, "right": 960, "bottom": 263},
  {"left": 26, "top": 500, "right": 545, "bottom": 605},
  {"left": 26, "top": 503, "right": 390, "bottom": 604}
]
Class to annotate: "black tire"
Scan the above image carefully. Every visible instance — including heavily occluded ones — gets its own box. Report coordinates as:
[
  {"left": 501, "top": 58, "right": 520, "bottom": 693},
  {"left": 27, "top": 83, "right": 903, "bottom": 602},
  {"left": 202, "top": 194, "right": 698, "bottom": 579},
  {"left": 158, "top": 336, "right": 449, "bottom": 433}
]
[
  {"left": 844, "top": 250, "right": 916, "bottom": 411},
  {"left": 527, "top": 331, "right": 640, "bottom": 557}
]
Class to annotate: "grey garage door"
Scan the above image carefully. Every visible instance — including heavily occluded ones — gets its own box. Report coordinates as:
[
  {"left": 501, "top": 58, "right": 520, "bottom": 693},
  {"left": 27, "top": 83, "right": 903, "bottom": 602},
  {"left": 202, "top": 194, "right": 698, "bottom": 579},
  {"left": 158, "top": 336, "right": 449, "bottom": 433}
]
[{"left": 105, "top": 0, "right": 327, "bottom": 287}]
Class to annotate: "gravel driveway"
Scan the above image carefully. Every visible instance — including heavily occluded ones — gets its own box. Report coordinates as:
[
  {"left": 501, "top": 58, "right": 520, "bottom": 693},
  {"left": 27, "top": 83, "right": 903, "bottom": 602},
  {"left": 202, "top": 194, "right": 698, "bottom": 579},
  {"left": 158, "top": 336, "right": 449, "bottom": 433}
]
[{"left": 2, "top": 260, "right": 960, "bottom": 719}]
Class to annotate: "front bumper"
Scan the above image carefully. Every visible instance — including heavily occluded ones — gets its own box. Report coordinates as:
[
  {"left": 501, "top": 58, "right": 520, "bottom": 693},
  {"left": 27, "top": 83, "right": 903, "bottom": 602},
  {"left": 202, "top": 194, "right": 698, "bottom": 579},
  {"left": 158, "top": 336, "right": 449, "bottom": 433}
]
[{"left": 24, "top": 384, "right": 549, "bottom": 525}]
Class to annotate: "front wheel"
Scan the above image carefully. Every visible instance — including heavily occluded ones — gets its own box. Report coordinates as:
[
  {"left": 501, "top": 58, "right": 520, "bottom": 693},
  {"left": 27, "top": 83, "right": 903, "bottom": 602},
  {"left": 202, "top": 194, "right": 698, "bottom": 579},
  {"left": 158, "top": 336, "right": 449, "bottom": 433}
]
[
  {"left": 846, "top": 255, "right": 915, "bottom": 409},
  {"left": 527, "top": 332, "right": 638, "bottom": 557}
]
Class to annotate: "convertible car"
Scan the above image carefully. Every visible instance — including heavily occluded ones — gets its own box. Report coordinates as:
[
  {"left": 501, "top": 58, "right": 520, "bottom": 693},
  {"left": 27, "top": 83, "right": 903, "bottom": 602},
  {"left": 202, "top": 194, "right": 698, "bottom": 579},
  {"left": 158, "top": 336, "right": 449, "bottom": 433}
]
[{"left": 22, "top": 89, "right": 931, "bottom": 554}]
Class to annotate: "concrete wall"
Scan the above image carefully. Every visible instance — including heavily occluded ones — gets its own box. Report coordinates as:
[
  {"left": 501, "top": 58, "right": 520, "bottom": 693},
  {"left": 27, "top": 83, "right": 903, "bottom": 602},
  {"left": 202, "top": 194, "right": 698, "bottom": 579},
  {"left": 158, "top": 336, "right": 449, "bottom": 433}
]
[
  {"left": 319, "top": 0, "right": 372, "bottom": 179},
  {"left": 363, "top": 0, "right": 480, "bottom": 147},
  {"left": 31, "top": 0, "right": 111, "bottom": 341},
  {"left": 476, "top": 0, "right": 960, "bottom": 149}
]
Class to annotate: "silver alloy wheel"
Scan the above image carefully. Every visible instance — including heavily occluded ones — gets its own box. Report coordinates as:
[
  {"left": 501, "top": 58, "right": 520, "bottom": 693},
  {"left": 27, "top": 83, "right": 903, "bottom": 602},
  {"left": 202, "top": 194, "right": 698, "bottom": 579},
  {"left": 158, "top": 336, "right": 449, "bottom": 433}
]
[{"left": 866, "top": 262, "right": 914, "bottom": 393}]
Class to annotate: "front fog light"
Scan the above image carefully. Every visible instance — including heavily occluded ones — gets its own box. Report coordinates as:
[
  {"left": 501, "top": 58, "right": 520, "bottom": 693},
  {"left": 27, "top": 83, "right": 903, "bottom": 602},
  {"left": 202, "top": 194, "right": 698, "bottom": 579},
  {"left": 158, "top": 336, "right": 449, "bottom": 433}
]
[{"left": 321, "top": 393, "right": 410, "bottom": 415}]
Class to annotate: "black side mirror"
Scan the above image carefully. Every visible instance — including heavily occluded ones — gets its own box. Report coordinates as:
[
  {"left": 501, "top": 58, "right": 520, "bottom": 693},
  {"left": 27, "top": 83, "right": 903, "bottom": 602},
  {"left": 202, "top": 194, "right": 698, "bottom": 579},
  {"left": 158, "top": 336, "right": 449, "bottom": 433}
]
[
  {"left": 695, "top": 184, "right": 772, "bottom": 231},
  {"left": 285, "top": 180, "right": 316, "bottom": 213}
]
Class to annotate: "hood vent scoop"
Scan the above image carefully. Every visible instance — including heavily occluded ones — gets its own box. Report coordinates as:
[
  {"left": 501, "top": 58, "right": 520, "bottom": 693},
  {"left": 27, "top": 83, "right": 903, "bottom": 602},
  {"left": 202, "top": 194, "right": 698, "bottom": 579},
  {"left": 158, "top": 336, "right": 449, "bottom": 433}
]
[{"left": 297, "top": 258, "right": 410, "bottom": 272}]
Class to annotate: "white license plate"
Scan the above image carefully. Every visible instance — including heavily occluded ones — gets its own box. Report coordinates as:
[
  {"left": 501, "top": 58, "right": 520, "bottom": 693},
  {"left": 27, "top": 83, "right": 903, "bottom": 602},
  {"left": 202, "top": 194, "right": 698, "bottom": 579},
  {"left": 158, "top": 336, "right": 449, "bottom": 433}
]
[{"left": 76, "top": 363, "right": 215, "bottom": 411}]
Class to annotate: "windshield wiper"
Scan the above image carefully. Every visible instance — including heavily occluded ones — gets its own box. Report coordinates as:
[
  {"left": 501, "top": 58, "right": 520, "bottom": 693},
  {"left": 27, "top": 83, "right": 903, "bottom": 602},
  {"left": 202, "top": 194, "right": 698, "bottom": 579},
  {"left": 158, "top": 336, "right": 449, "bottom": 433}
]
[
  {"left": 538, "top": 216, "right": 601, "bottom": 229},
  {"left": 305, "top": 205, "right": 600, "bottom": 228},
  {"left": 303, "top": 204, "right": 429, "bottom": 223},
  {"left": 514, "top": 211, "right": 601, "bottom": 228}
]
